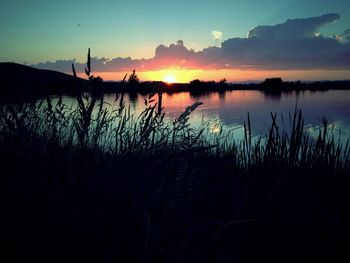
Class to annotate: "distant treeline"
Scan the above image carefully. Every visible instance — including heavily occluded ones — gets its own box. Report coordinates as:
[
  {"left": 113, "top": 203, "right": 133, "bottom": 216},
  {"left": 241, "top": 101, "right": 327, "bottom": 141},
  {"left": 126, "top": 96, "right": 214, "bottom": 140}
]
[
  {"left": 104, "top": 77, "right": 350, "bottom": 94},
  {"left": 1, "top": 62, "right": 350, "bottom": 101}
]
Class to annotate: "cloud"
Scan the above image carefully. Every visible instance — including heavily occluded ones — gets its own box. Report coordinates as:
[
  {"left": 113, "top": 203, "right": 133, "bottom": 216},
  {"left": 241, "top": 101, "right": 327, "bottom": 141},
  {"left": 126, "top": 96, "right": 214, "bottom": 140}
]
[
  {"left": 336, "top": 28, "right": 350, "bottom": 42},
  {"left": 33, "top": 13, "right": 350, "bottom": 73},
  {"left": 247, "top": 13, "right": 340, "bottom": 39},
  {"left": 218, "top": 13, "right": 349, "bottom": 70},
  {"left": 212, "top": 31, "right": 223, "bottom": 40},
  {"left": 35, "top": 57, "right": 142, "bottom": 73}
]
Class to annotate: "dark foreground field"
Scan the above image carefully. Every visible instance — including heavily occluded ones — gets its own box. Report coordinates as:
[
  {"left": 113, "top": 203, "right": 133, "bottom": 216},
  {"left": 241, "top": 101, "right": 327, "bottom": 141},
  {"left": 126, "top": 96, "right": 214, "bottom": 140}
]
[{"left": 1, "top": 87, "right": 350, "bottom": 263}]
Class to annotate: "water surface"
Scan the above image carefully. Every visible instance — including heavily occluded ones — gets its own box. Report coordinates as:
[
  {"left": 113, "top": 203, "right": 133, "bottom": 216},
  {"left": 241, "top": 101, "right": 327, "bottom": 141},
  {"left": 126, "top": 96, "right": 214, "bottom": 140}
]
[{"left": 65, "top": 89, "right": 350, "bottom": 142}]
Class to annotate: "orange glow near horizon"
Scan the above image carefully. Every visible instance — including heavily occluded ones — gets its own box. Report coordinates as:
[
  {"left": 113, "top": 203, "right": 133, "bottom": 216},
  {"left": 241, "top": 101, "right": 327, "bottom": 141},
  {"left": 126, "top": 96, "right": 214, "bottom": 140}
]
[
  {"left": 143, "top": 69, "right": 202, "bottom": 83},
  {"left": 78, "top": 68, "right": 350, "bottom": 83}
]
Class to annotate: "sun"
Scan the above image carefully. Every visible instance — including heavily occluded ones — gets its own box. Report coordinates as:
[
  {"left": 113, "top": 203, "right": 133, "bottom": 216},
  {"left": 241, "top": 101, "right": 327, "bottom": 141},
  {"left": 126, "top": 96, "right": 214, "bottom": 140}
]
[{"left": 163, "top": 74, "right": 176, "bottom": 84}]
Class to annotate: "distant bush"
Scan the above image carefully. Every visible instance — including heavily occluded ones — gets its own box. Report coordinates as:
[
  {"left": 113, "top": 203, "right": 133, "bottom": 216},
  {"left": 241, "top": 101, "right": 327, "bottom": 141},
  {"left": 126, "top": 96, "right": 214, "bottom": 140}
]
[{"left": 128, "top": 69, "right": 140, "bottom": 87}]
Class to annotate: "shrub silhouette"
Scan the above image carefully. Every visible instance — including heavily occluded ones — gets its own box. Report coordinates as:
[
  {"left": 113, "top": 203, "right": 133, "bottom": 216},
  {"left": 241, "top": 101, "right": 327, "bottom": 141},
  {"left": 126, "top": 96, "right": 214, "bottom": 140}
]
[{"left": 128, "top": 69, "right": 140, "bottom": 87}]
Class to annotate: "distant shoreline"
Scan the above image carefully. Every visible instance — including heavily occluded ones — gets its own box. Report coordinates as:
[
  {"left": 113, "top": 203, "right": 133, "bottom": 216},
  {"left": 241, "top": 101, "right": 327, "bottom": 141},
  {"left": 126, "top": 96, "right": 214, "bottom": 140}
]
[
  {"left": 1, "top": 62, "right": 350, "bottom": 101},
  {"left": 102, "top": 79, "right": 350, "bottom": 95}
]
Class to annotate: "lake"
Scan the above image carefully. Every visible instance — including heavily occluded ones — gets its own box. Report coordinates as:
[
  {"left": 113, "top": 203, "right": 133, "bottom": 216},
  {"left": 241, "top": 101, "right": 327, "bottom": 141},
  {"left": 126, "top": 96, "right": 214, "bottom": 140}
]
[{"left": 61, "top": 89, "right": 350, "bottom": 143}]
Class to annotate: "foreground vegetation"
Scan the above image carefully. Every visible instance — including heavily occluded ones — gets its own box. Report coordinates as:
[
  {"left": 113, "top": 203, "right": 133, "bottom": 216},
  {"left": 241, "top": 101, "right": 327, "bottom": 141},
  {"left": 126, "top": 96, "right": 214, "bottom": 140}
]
[{"left": 1, "top": 52, "right": 350, "bottom": 262}]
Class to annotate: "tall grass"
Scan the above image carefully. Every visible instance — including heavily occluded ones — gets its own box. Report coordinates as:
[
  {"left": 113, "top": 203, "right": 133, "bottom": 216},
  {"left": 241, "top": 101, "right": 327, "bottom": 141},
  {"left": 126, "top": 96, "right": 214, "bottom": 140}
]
[{"left": 2, "top": 93, "right": 348, "bottom": 170}]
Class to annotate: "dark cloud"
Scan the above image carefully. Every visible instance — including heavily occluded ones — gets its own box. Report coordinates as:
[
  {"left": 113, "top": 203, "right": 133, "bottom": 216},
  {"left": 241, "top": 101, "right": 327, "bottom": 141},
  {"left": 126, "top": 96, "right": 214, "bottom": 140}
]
[
  {"left": 247, "top": 13, "right": 340, "bottom": 39},
  {"left": 35, "top": 59, "right": 79, "bottom": 73},
  {"left": 33, "top": 13, "right": 350, "bottom": 73},
  {"left": 214, "top": 13, "right": 350, "bottom": 70},
  {"left": 34, "top": 57, "right": 142, "bottom": 73},
  {"left": 338, "top": 28, "right": 350, "bottom": 41}
]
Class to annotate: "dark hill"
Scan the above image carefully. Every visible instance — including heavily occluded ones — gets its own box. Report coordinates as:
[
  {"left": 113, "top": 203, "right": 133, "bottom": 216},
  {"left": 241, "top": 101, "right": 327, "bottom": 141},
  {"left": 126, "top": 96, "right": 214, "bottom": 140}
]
[{"left": 0, "top": 62, "right": 87, "bottom": 98}]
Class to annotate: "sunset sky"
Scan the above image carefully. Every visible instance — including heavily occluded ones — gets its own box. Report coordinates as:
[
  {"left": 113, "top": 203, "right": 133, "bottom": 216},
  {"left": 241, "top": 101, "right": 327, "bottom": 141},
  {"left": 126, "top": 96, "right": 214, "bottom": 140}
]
[{"left": 1, "top": 0, "right": 350, "bottom": 82}]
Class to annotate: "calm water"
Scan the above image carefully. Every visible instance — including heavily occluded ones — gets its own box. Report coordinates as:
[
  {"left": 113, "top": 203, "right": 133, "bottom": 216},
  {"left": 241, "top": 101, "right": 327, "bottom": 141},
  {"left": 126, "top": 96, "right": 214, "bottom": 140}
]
[{"left": 64, "top": 89, "right": 350, "bottom": 142}]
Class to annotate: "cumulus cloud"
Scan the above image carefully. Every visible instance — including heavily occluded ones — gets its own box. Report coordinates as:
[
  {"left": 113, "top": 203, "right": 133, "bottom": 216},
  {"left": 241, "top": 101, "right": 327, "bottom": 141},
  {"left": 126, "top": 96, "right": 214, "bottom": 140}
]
[
  {"left": 336, "top": 28, "right": 350, "bottom": 42},
  {"left": 33, "top": 13, "right": 350, "bottom": 73},
  {"left": 219, "top": 13, "right": 349, "bottom": 70},
  {"left": 247, "top": 13, "right": 340, "bottom": 39}
]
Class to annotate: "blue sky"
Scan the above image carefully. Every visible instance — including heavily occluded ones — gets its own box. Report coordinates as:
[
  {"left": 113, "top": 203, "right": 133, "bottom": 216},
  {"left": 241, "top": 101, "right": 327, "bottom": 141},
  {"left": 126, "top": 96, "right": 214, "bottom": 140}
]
[
  {"left": 1, "top": 0, "right": 350, "bottom": 81},
  {"left": 1, "top": 0, "right": 349, "bottom": 63}
]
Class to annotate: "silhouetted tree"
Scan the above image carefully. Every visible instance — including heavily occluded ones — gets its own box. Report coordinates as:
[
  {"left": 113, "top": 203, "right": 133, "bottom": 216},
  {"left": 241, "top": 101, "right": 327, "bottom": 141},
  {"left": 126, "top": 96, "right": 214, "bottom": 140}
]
[
  {"left": 90, "top": 75, "right": 104, "bottom": 96},
  {"left": 262, "top": 77, "right": 283, "bottom": 96},
  {"left": 128, "top": 69, "right": 139, "bottom": 87},
  {"left": 219, "top": 78, "right": 227, "bottom": 88},
  {"left": 262, "top": 78, "right": 283, "bottom": 88},
  {"left": 189, "top": 79, "right": 202, "bottom": 89}
]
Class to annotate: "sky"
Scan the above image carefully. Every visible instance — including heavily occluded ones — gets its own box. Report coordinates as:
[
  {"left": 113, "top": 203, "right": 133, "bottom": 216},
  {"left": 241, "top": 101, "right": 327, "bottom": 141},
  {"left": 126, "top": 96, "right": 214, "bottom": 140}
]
[{"left": 1, "top": 0, "right": 350, "bottom": 82}]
